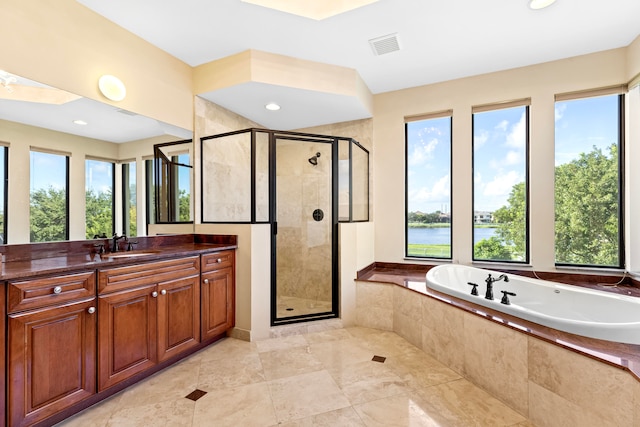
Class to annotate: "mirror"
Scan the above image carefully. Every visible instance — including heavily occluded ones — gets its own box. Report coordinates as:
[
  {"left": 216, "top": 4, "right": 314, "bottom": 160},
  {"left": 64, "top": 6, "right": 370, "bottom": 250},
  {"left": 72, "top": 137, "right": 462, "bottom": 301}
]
[{"left": 0, "top": 69, "right": 194, "bottom": 242}]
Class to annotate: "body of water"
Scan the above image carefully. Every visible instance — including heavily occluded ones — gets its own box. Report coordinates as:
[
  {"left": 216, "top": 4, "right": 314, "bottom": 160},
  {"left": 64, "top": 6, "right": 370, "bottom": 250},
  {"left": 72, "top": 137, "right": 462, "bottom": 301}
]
[{"left": 408, "top": 226, "right": 496, "bottom": 245}]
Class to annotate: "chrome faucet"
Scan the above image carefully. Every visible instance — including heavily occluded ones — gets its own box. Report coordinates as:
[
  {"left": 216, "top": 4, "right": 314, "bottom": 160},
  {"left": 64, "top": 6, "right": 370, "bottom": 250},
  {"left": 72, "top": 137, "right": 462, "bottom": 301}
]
[
  {"left": 112, "top": 233, "right": 126, "bottom": 252},
  {"left": 485, "top": 273, "right": 509, "bottom": 300}
]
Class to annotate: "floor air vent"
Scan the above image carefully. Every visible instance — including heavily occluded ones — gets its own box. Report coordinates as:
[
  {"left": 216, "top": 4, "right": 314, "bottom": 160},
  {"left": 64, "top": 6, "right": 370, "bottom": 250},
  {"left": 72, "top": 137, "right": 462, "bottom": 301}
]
[
  {"left": 369, "top": 33, "right": 400, "bottom": 56},
  {"left": 185, "top": 389, "right": 207, "bottom": 401}
]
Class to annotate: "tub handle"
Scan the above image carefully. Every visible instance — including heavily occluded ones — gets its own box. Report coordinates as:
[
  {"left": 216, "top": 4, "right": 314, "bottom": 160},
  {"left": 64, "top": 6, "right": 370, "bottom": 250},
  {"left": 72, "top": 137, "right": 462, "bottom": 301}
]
[
  {"left": 467, "top": 282, "right": 479, "bottom": 296},
  {"left": 501, "top": 290, "right": 516, "bottom": 305}
]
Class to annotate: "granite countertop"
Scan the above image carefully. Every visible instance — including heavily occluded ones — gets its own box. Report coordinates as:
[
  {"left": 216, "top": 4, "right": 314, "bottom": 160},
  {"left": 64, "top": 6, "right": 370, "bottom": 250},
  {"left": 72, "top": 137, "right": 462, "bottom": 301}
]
[{"left": 0, "top": 234, "right": 237, "bottom": 281}]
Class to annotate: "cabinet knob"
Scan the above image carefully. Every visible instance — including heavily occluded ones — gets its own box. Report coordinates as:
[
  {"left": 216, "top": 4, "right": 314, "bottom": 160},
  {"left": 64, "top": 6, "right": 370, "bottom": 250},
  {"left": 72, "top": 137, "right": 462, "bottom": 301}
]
[
  {"left": 53, "top": 286, "right": 62, "bottom": 294},
  {"left": 152, "top": 291, "right": 158, "bottom": 298},
  {"left": 203, "top": 279, "right": 209, "bottom": 284},
  {"left": 217, "top": 258, "right": 222, "bottom": 263},
  {"left": 87, "top": 307, "right": 96, "bottom": 314},
  {"left": 160, "top": 289, "right": 167, "bottom": 295}
]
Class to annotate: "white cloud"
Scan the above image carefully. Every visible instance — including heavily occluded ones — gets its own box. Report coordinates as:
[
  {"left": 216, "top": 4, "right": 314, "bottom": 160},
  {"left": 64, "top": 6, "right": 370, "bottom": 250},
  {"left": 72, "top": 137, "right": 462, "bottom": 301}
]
[
  {"left": 505, "top": 112, "right": 526, "bottom": 149},
  {"left": 555, "top": 104, "right": 567, "bottom": 122},
  {"left": 484, "top": 170, "right": 521, "bottom": 197},
  {"left": 474, "top": 130, "right": 489, "bottom": 149},
  {"left": 408, "top": 138, "right": 438, "bottom": 166},
  {"left": 504, "top": 150, "right": 521, "bottom": 165},
  {"left": 495, "top": 120, "right": 508, "bottom": 132},
  {"left": 408, "top": 174, "right": 450, "bottom": 202}
]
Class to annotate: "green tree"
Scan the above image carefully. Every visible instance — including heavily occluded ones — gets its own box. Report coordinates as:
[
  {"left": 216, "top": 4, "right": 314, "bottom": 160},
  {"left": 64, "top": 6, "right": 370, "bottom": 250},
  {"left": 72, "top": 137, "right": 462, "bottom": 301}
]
[
  {"left": 85, "top": 188, "right": 113, "bottom": 239},
  {"left": 492, "top": 182, "right": 526, "bottom": 260},
  {"left": 30, "top": 187, "right": 67, "bottom": 242},
  {"left": 179, "top": 189, "right": 190, "bottom": 222},
  {"left": 485, "top": 145, "right": 619, "bottom": 265},
  {"left": 554, "top": 145, "right": 619, "bottom": 265},
  {"left": 474, "top": 237, "right": 514, "bottom": 260}
]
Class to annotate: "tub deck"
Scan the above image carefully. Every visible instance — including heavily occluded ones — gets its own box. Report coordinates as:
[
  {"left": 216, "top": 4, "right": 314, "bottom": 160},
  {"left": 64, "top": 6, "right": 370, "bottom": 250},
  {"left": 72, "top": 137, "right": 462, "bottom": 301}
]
[{"left": 357, "top": 262, "right": 640, "bottom": 381}]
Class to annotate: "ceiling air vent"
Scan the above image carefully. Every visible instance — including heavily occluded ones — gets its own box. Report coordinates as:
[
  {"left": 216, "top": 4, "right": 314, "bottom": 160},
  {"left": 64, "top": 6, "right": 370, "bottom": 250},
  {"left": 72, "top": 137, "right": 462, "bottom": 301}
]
[{"left": 369, "top": 33, "right": 401, "bottom": 56}]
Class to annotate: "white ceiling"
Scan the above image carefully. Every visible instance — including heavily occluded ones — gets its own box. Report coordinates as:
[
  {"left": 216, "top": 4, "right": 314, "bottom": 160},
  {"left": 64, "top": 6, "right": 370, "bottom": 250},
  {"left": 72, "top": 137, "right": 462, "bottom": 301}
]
[{"left": 4, "top": 0, "right": 640, "bottom": 140}]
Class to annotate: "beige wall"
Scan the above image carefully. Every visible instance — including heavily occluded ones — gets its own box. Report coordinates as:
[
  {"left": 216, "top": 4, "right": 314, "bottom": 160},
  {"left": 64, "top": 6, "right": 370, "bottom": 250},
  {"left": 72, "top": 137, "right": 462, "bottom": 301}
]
[{"left": 373, "top": 48, "right": 637, "bottom": 271}]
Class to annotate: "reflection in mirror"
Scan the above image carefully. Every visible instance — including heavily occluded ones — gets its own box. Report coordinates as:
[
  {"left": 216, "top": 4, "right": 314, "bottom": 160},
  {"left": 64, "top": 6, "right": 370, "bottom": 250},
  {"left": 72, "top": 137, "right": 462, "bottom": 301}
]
[{"left": 0, "top": 69, "right": 193, "bottom": 242}]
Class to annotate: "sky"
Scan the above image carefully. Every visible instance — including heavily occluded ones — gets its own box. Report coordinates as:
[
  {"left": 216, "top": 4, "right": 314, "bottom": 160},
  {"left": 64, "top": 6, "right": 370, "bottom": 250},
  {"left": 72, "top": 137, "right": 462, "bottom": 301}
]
[{"left": 407, "top": 94, "right": 619, "bottom": 214}]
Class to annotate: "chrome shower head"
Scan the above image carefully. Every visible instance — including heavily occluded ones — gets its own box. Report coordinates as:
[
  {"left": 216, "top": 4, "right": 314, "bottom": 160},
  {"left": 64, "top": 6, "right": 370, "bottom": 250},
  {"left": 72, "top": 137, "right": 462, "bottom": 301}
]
[{"left": 308, "top": 152, "right": 321, "bottom": 166}]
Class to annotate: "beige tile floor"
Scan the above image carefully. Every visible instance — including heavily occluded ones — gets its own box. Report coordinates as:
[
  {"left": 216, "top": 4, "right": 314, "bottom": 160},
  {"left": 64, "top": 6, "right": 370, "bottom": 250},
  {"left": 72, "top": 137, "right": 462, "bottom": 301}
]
[{"left": 55, "top": 327, "right": 536, "bottom": 426}]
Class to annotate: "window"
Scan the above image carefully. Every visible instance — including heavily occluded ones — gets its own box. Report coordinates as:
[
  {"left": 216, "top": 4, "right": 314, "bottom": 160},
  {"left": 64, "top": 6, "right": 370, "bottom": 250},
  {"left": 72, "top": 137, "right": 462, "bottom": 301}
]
[
  {"left": 85, "top": 159, "right": 115, "bottom": 238},
  {"left": 145, "top": 159, "right": 156, "bottom": 230},
  {"left": 405, "top": 112, "right": 452, "bottom": 258},
  {"left": 472, "top": 102, "right": 529, "bottom": 262},
  {"left": 122, "top": 161, "right": 137, "bottom": 237},
  {"left": 0, "top": 146, "right": 7, "bottom": 244},
  {"left": 153, "top": 141, "right": 192, "bottom": 223},
  {"left": 30, "top": 150, "right": 69, "bottom": 242},
  {"left": 173, "top": 153, "right": 191, "bottom": 222},
  {"left": 554, "top": 91, "right": 624, "bottom": 267}
]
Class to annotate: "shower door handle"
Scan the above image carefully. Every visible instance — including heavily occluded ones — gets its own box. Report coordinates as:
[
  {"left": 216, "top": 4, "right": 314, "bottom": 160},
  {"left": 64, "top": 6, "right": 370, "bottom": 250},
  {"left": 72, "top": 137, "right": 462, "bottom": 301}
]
[{"left": 273, "top": 221, "right": 278, "bottom": 235}]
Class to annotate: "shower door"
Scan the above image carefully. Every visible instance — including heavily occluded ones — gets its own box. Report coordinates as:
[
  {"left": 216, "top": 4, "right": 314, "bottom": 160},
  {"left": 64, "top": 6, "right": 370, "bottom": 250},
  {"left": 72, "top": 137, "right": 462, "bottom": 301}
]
[{"left": 271, "top": 135, "right": 338, "bottom": 325}]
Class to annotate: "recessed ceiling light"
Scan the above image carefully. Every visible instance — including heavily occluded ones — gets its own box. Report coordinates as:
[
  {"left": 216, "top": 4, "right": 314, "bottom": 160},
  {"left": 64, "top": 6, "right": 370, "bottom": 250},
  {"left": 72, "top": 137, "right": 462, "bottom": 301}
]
[
  {"left": 529, "top": 0, "right": 556, "bottom": 10},
  {"left": 265, "top": 103, "right": 281, "bottom": 111},
  {"left": 73, "top": 119, "right": 88, "bottom": 125}
]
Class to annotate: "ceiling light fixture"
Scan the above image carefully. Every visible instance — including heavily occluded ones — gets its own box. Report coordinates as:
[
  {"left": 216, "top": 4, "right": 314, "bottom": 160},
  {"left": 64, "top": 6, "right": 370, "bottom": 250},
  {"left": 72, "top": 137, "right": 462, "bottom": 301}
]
[
  {"left": 529, "top": 0, "right": 556, "bottom": 10},
  {"left": 265, "top": 102, "right": 281, "bottom": 111},
  {"left": 73, "top": 120, "right": 88, "bottom": 125},
  {"left": 98, "top": 75, "right": 126, "bottom": 101}
]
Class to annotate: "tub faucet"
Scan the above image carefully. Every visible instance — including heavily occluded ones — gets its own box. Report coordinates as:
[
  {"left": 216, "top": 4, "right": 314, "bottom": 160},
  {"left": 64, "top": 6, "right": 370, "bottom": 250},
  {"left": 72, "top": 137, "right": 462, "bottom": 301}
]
[{"left": 485, "top": 273, "right": 509, "bottom": 300}]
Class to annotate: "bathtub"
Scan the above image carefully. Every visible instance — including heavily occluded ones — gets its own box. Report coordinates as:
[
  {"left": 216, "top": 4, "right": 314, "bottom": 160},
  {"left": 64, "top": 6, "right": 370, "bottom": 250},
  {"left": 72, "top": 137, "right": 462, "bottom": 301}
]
[{"left": 425, "top": 264, "right": 640, "bottom": 345}]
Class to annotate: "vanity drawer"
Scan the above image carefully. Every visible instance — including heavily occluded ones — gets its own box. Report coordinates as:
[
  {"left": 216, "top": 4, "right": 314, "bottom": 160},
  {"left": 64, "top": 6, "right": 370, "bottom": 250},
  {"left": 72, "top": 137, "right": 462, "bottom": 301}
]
[
  {"left": 98, "top": 256, "right": 200, "bottom": 294},
  {"left": 201, "top": 250, "right": 234, "bottom": 272},
  {"left": 8, "top": 270, "right": 96, "bottom": 314}
]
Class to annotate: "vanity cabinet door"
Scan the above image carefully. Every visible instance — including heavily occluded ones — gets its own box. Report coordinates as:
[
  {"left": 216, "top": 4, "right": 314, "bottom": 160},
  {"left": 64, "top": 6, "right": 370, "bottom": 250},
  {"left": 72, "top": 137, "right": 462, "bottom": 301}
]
[
  {"left": 157, "top": 275, "right": 200, "bottom": 362},
  {"left": 97, "top": 284, "right": 157, "bottom": 391},
  {"left": 8, "top": 298, "right": 97, "bottom": 427},
  {"left": 201, "top": 266, "right": 235, "bottom": 341}
]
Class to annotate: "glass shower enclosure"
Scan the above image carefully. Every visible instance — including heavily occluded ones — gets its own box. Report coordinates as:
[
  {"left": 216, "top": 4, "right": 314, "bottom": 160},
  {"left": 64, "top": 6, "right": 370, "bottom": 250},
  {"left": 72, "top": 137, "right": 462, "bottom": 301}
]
[{"left": 201, "top": 128, "right": 368, "bottom": 326}]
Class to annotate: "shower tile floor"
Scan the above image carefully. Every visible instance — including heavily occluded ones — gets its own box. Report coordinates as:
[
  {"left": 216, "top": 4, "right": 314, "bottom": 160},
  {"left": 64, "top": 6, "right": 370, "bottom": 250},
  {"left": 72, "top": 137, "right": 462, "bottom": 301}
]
[
  {"left": 277, "top": 295, "right": 332, "bottom": 318},
  {"left": 55, "top": 327, "right": 535, "bottom": 427}
]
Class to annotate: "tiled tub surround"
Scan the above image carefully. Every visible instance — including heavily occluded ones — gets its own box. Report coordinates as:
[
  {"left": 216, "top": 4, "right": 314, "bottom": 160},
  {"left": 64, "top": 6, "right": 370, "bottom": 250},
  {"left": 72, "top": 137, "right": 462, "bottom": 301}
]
[{"left": 355, "top": 264, "right": 640, "bottom": 427}]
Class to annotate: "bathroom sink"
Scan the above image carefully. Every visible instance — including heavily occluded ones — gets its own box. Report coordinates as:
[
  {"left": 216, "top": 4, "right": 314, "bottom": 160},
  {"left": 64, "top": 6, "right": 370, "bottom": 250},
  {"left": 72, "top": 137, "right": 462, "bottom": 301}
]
[{"left": 101, "top": 250, "right": 161, "bottom": 259}]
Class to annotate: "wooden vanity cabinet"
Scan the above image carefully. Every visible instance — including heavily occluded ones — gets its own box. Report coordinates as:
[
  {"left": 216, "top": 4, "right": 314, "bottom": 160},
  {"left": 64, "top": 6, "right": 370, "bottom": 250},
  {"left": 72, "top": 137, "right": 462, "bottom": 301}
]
[
  {"left": 97, "top": 256, "right": 200, "bottom": 391},
  {"left": 6, "top": 271, "right": 97, "bottom": 427},
  {"left": 201, "top": 251, "right": 235, "bottom": 341},
  {"left": 0, "top": 283, "right": 6, "bottom": 427}
]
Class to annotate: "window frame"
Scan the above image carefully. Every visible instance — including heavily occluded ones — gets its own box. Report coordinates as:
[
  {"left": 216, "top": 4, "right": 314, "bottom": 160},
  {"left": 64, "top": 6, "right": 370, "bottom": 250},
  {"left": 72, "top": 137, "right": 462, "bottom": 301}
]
[
  {"left": 121, "top": 160, "right": 137, "bottom": 237},
  {"left": 0, "top": 146, "right": 7, "bottom": 244},
  {"left": 404, "top": 111, "right": 454, "bottom": 260},
  {"left": 85, "top": 158, "right": 115, "bottom": 239},
  {"left": 553, "top": 90, "right": 625, "bottom": 268},
  {"left": 471, "top": 101, "right": 531, "bottom": 264},
  {"left": 29, "top": 149, "right": 70, "bottom": 242}
]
